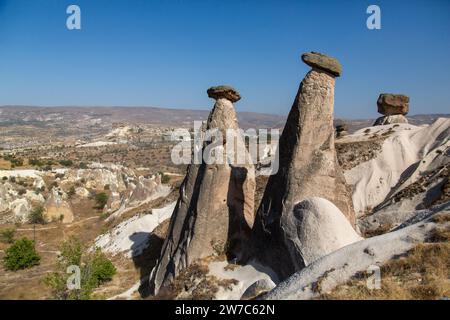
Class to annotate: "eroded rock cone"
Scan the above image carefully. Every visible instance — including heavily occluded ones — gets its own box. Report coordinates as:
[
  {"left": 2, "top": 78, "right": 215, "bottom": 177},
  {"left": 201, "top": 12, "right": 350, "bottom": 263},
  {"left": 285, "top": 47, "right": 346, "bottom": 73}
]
[
  {"left": 251, "top": 52, "right": 355, "bottom": 279},
  {"left": 149, "top": 86, "right": 255, "bottom": 295}
]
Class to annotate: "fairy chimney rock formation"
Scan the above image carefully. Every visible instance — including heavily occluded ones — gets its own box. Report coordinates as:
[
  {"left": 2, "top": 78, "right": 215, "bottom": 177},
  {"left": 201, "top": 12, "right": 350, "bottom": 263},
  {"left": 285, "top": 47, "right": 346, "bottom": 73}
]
[
  {"left": 149, "top": 86, "right": 255, "bottom": 295},
  {"left": 251, "top": 52, "right": 355, "bottom": 279},
  {"left": 374, "top": 94, "right": 409, "bottom": 125}
]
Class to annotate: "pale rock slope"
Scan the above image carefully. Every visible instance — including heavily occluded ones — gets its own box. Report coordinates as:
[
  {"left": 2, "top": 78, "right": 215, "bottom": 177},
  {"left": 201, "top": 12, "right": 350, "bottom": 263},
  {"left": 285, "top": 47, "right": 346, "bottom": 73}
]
[
  {"left": 95, "top": 201, "right": 176, "bottom": 257},
  {"left": 342, "top": 118, "right": 450, "bottom": 217},
  {"left": 262, "top": 210, "right": 445, "bottom": 300}
]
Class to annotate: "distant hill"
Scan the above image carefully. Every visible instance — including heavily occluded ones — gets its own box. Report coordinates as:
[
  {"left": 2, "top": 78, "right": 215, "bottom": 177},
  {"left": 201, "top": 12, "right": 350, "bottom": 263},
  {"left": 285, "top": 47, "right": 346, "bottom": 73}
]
[{"left": 0, "top": 106, "right": 448, "bottom": 131}]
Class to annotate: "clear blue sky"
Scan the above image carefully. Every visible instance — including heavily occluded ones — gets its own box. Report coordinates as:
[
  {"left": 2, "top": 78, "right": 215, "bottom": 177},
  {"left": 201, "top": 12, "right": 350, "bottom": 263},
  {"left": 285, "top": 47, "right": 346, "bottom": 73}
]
[{"left": 0, "top": 0, "right": 449, "bottom": 118}]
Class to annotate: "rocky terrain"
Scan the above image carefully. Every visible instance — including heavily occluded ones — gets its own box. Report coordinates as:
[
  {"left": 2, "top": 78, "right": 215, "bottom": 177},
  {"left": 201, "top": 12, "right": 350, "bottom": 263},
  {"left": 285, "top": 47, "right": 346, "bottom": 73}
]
[{"left": 0, "top": 52, "right": 448, "bottom": 301}]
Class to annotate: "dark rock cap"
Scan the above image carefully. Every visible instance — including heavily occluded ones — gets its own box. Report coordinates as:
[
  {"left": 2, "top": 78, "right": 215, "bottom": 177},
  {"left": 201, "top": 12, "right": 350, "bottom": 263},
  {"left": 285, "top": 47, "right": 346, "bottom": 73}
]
[
  {"left": 335, "top": 123, "right": 348, "bottom": 132},
  {"left": 207, "top": 85, "right": 241, "bottom": 103},
  {"left": 301, "top": 52, "right": 342, "bottom": 77},
  {"left": 377, "top": 94, "right": 409, "bottom": 115}
]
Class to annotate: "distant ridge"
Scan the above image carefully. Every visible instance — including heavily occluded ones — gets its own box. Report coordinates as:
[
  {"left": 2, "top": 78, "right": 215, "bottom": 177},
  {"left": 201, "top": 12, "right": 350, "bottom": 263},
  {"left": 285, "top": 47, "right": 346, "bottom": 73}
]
[{"left": 0, "top": 105, "right": 448, "bottom": 131}]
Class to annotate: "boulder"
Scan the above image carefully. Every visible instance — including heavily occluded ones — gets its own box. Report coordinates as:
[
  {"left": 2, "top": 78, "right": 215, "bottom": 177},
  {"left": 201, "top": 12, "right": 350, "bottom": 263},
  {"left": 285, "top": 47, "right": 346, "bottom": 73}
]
[
  {"left": 251, "top": 54, "right": 355, "bottom": 279},
  {"left": 149, "top": 86, "right": 255, "bottom": 295},
  {"left": 373, "top": 114, "right": 408, "bottom": 126},
  {"left": 287, "top": 198, "right": 362, "bottom": 266},
  {"left": 377, "top": 94, "right": 409, "bottom": 115},
  {"left": 301, "top": 52, "right": 342, "bottom": 77},
  {"left": 241, "top": 278, "right": 276, "bottom": 300}
]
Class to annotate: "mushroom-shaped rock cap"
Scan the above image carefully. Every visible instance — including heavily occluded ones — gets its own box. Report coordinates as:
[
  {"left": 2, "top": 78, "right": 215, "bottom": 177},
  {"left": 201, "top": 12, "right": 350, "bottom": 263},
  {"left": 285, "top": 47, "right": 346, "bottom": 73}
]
[
  {"left": 207, "top": 85, "right": 241, "bottom": 103},
  {"left": 335, "top": 123, "right": 348, "bottom": 132},
  {"left": 377, "top": 94, "right": 409, "bottom": 115},
  {"left": 301, "top": 52, "right": 342, "bottom": 77}
]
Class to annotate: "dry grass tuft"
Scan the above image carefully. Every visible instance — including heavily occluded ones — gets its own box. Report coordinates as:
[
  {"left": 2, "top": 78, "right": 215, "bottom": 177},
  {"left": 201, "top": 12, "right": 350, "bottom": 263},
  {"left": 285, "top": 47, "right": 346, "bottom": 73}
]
[
  {"left": 431, "top": 212, "right": 450, "bottom": 224},
  {"left": 362, "top": 223, "right": 393, "bottom": 238},
  {"left": 321, "top": 240, "right": 450, "bottom": 300},
  {"left": 157, "top": 261, "right": 239, "bottom": 300}
]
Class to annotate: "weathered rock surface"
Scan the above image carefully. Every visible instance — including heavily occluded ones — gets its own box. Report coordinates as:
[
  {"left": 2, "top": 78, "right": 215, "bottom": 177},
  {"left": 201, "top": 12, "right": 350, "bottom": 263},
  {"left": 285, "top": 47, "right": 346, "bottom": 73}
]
[
  {"left": 149, "top": 88, "right": 255, "bottom": 295},
  {"left": 10, "top": 198, "right": 31, "bottom": 222},
  {"left": 377, "top": 94, "right": 409, "bottom": 115},
  {"left": 287, "top": 198, "right": 362, "bottom": 266},
  {"left": 251, "top": 54, "right": 355, "bottom": 280},
  {"left": 301, "top": 52, "right": 342, "bottom": 77},
  {"left": 373, "top": 114, "right": 408, "bottom": 126},
  {"left": 207, "top": 85, "right": 241, "bottom": 103},
  {"left": 44, "top": 188, "right": 74, "bottom": 223},
  {"left": 241, "top": 278, "right": 276, "bottom": 300},
  {"left": 261, "top": 212, "right": 442, "bottom": 300}
]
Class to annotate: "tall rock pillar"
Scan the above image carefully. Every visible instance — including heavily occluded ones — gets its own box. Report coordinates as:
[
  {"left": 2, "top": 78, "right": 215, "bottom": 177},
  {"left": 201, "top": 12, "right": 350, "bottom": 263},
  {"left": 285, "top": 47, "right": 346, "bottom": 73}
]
[
  {"left": 251, "top": 52, "right": 355, "bottom": 279},
  {"left": 149, "top": 86, "right": 255, "bottom": 295}
]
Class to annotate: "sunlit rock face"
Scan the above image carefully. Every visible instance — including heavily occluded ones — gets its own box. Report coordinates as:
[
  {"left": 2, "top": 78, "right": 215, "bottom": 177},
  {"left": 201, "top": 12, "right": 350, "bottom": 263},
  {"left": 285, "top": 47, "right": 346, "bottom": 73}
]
[
  {"left": 149, "top": 86, "right": 255, "bottom": 295},
  {"left": 251, "top": 52, "right": 355, "bottom": 280}
]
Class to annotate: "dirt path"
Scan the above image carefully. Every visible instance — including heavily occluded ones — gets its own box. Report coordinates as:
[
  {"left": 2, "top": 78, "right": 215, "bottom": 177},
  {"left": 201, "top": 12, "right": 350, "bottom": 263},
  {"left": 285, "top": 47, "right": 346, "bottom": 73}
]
[{"left": 16, "top": 216, "right": 100, "bottom": 232}]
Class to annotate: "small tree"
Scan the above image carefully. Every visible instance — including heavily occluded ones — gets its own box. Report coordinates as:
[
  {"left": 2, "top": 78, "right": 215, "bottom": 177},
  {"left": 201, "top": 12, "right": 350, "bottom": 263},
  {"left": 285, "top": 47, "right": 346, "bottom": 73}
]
[
  {"left": 78, "top": 162, "right": 88, "bottom": 169},
  {"left": 59, "top": 160, "right": 73, "bottom": 167},
  {"left": 94, "top": 193, "right": 108, "bottom": 210},
  {"left": 68, "top": 186, "right": 76, "bottom": 199},
  {"left": 0, "top": 228, "right": 16, "bottom": 244},
  {"left": 29, "top": 206, "right": 46, "bottom": 224},
  {"left": 3, "top": 238, "right": 41, "bottom": 271},
  {"left": 158, "top": 171, "right": 171, "bottom": 184},
  {"left": 44, "top": 237, "right": 116, "bottom": 300}
]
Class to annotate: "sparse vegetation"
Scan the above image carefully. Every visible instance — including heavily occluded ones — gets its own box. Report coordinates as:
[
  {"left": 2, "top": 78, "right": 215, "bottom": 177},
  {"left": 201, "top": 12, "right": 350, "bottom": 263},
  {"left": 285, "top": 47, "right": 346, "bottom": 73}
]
[
  {"left": 59, "top": 159, "right": 73, "bottom": 167},
  {"left": 94, "top": 192, "right": 108, "bottom": 210},
  {"left": 0, "top": 228, "right": 16, "bottom": 244},
  {"left": 68, "top": 186, "right": 76, "bottom": 198},
  {"left": 28, "top": 206, "right": 46, "bottom": 224},
  {"left": 362, "top": 223, "right": 393, "bottom": 238},
  {"left": 78, "top": 162, "right": 88, "bottom": 169},
  {"left": 321, "top": 226, "right": 450, "bottom": 300},
  {"left": 3, "top": 238, "right": 41, "bottom": 271},
  {"left": 160, "top": 173, "right": 171, "bottom": 184},
  {"left": 44, "top": 237, "right": 116, "bottom": 300},
  {"left": 162, "top": 262, "right": 238, "bottom": 300},
  {"left": 29, "top": 158, "right": 44, "bottom": 167}
]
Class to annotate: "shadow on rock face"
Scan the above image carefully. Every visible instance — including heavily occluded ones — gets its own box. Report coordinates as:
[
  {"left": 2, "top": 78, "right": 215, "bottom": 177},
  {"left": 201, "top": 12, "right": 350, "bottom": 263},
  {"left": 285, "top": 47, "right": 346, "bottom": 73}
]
[
  {"left": 227, "top": 166, "right": 254, "bottom": 263},
  {"left": 130, "top": 232, "right": 165, "bottom": 299}
]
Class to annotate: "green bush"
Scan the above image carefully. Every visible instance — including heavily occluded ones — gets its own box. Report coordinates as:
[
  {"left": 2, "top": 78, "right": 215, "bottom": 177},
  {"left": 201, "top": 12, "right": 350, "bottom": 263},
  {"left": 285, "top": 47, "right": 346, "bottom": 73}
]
[
  {"left": 89, "top": 249, "right": 116, "bottom": 283},
  {"left": 158, "top": 171, "right": 171, "bottom": 184},
  {"left": 161, "top": 174, "right": 171, "bottom": 184},
  {"left": 59, "top": 160, "right": 73, "bottom": 167},
  {"left": 0, "top": 228, "right": 16, "bottom": 244},
  {"left": 78, "top": 162, "right": 88, "bottom": 169},
  {"left": 29, "top": 158, "right": 44, "bottom": 166},
  {"left": 44, "top": 237, "right": 116, "bottom": 300},
  {"left": 68, "top": 186, "right": 76, "bottom": 198},
  {"left": 29, "top": 206, "right": 46, "bottom": 224},
  {"left": 94, "top": 193, "right": 108, "bottom": 210},
  {"left": 3, "top": 238, "right": 40, "bottom": 271}
]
